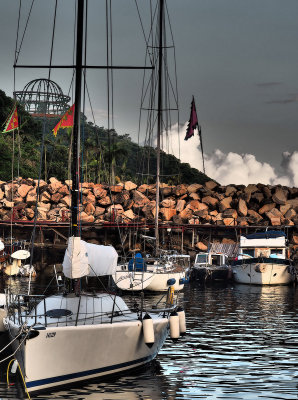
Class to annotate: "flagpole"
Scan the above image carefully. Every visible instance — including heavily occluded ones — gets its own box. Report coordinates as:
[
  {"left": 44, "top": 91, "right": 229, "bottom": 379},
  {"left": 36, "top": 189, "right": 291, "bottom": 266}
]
[
  {"left": 198, "top": 125, "right": 206, "bottom": 174},
  {"left": 17, "top": 127, "right": 21, "bottom": 178}
]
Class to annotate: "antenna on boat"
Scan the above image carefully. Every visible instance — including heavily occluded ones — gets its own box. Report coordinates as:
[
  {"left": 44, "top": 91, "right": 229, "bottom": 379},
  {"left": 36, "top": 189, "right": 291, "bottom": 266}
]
[{"left": 154, "top": 0, "right": 165, "bottom": 253}]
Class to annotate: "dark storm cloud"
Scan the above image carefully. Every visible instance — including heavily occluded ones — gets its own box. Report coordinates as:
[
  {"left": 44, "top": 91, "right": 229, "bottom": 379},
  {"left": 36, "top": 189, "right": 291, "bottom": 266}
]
[
  {"left": 256, "top": 82, "right": 282, "bottom": 88},
  {"left": 266, "top": 94, "right": 298, "bottom": 105}
]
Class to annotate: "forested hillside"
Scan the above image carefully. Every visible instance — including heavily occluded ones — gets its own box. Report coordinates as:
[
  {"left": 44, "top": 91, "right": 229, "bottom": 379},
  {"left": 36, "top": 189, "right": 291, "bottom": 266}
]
[{"left": 0, "top": 90, "right": 209, "bottom": 185}]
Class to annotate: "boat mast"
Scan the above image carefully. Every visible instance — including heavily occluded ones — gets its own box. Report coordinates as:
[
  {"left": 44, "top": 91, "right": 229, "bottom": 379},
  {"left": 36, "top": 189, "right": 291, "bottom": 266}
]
[
  {"left": 155, "top": 0, "right": 164, "bottom": 253},
  {"left": 71, "top": 0, "right": 84, "bottom": 238}
]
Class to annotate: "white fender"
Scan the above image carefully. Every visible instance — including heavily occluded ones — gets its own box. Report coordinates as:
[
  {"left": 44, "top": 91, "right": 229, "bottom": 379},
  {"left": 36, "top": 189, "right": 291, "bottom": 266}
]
[
  {"left": 0, "top": 308, "right": 7, "bottom": 332},
  {"left": 177, "top": 306, "right": 186, "bottom": 336},
  {"left": 169, "top": 311, "right": 180, "bottom": 340},
  {"left": 142, "top": 313, "right": 155, "bottom": 346}
]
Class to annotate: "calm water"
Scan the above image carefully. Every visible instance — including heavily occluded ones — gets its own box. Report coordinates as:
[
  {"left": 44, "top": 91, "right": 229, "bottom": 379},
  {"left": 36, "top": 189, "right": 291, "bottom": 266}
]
[{"left": 0, "top": 278, "right": 298, "bottom": 399}]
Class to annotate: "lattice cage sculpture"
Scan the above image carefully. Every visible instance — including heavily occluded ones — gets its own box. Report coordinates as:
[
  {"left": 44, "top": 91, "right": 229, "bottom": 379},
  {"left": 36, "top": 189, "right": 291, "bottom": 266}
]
[{"left": 14, "top": 78, "right": 71, "bottom": 118}]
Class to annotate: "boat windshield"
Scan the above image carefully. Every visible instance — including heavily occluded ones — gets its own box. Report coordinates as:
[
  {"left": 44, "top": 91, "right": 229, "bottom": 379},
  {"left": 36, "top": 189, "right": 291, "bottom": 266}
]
[{"left": 195, "top": 254, "right": 208, "bottom": 264}]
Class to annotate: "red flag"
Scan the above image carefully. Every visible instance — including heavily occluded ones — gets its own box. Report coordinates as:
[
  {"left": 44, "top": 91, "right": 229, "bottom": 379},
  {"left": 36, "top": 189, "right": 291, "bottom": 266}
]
[
  {"left": 2, "top": 104, "right": 19, "bottom": 133},
  {"left": 184, "top": 96, "right": 198, "bottom": 140},
  {"left": 52, "top": 104, "right": 75, "bottom": 136}
]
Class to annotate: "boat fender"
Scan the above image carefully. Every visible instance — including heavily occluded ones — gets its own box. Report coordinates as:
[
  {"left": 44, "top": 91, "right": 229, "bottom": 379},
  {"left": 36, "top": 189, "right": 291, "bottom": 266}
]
[
  {"left": 0, "top": 308, "right": 7, "bottom": 332},
  {"left": 11, "top": 360, "right": 18, "bottom": 374},
  {"left": 179, "top": 278, "right": 186, "bottom": 285},
  {"left": 142, "top": 313, "right": 154, "bottom": 347},
  {"left": 167, "top": 278, "right": 176, "bottom": 286},
  {"left": 169, "top": 311, "right": 180, "bottom": 341},
  {"left": 176, "top": 306, "right": 186, "bottom": 336},
  {"left": 166, "top": 286, "right": 175, "bottom": 305}
]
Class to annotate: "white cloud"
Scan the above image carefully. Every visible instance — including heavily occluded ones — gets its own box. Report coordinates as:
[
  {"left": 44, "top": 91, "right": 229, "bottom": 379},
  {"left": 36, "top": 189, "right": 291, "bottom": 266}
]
[{"left": 166, "top": 122, "right": 298, "bottom": 187}]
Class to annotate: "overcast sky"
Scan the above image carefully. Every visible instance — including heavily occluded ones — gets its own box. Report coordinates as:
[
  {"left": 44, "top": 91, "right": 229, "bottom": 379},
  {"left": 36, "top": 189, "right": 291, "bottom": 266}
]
[{"left": 1, "top": 1, "right": 298, "bottom": 186}]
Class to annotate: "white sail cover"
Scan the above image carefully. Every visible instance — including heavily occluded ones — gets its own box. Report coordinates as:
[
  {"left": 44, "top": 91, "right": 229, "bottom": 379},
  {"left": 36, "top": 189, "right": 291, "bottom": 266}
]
[{"left": 62, "top": 237, "right": 118, "bottom": 279}]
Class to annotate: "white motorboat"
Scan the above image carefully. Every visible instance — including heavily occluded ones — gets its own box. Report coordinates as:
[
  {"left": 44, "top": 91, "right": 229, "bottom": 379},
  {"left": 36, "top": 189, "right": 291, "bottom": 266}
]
[
  {"left": 191, "top": 252, "right": 231, "bottom": 282},
  {"left": 232, "top": 230, "right": 295, "bottom": 285},
  {"left": 114, "top": 253, "right": 190, "bottom": 292}
]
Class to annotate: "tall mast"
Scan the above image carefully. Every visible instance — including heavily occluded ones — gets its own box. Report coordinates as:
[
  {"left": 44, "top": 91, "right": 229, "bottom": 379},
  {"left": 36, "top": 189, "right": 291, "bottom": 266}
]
[
  {"left": 71, "top": 0, "right": 84, "bottom": 237},
  {"left": 154, "top": 0, "right": 164, "bottom": 252}
]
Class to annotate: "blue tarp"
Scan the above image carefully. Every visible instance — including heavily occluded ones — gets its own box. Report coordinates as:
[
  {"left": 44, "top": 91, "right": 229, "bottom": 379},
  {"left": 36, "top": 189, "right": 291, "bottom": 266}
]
[
  {"left": 128, "top": 253, "right": 147, "bottom": 272},
  {"left": 244, "top": 230, "right": 286, "bottom": 239}
]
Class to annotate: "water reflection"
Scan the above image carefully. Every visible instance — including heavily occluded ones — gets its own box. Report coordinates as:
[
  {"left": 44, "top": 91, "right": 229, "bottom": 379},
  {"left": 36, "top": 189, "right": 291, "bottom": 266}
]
[{"left": 1, "top": 280, "right": 298, "bottom": 399}]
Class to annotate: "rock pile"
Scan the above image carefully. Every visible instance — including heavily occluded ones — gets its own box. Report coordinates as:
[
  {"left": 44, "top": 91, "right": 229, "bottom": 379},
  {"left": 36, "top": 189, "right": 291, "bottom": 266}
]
[{"left": 0, "top": 178, "right": 297, "bottom": 229}]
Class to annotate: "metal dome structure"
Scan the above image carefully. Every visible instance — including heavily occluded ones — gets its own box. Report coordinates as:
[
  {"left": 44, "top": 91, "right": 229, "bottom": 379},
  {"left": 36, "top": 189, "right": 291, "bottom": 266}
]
[{"left": 14, "top": 78, "right": 71, "bottom": 118}]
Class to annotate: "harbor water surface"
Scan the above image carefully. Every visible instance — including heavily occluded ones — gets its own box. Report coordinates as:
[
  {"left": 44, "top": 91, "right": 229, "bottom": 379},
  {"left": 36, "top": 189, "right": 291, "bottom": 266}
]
[{"left": 0, "top": 278, "right": 298, "bottom": 399}]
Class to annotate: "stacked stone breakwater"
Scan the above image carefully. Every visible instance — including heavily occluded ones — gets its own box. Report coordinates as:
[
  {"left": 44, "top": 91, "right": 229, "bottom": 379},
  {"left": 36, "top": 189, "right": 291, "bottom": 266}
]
[{"left": 0, "top": 177, "right": 297, "bottom": 257}]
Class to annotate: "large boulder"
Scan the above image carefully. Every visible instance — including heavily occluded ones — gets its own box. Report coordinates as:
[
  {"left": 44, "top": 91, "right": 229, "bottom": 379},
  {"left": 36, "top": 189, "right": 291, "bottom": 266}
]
[
  {"left": 93, "top": 185, "right": 107, "bottom": 199},
  {"left": 85, "top": 203, "right": 95, "bottom": 215},
  {"left": 133, "top": 190, "right": 150, "bottom": 208},
  {"left": 17, "top": 184, "right": 32, "bottom": 199},
  {"left": 160, "top": 207, "right": 176, "bottom": 221},
  {"left": 187, "top": 183, "right": 202, "bottom": 194},
  {"left": 175, "top": 199, "right": 185, "bottom": 212},
  {"left": 179, "top": 208, "right": 193, "bottom": 221},
  {"left": 26, "top": 188, "right": 37, "bottom": 206},
  {"left": 204, "top": 180, "right": 218, "bottom": 191},
  {"left": 187, "top": 200, "right": 208, "bottom": 212},
  {"left": 195, "top": 241, "right": 208, "bottom": 251},
  {"left": 109, "top": 185, "right": 123, "bottom": 193},
  {"left": 272, "top": 188, "right": 287, "bottom": 205},
  {"left": 97, "top": 196, "right": 111, "bottom": 206},
  {"left": 225, "top": 186, "right": 237, "bottom": 197},
  {"left": 238, "top": 198, "right": 248, "bottom": 216},
  {"left": 161, "top": 198, "right": 176, "bottom": 208},
  {"left": 247, "top": 210, "right": 263, "bottom": 224},
  {"left": 201, "top": 196, "right": 218, "bottom": 208},
  {"left": 219, "top": 197, "right": 232, "bottom": 212},
  {"left": 124, "top": 181, "right": 137, "bottom": 191},
  {"left": 174, "top": 184, "right": 188, "bottom": 196},
  {"left": 48, "top": 177, "right": 63, "bottom": 194},
  {"left": 258, "top": 203, "right": 276, "bottom": 214}
]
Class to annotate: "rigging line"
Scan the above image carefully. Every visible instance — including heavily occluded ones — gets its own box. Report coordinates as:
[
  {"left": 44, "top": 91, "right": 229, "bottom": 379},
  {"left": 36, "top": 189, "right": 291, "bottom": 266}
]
[
  {"left": 14, "top": 0, "right": 35, "bottom": 65},
  {"left": 28, "top": 0, "right": 58, "bottom": 295},
  {"left": 14, "top": 0, "right": 22, "bottom": 92},
  {"left": 82, "top": 80, "right": 128, "bottom": 256},
  {"left": 109, "top": 0, "right": 114, "bottom": 130},
  {"left": 106, "top": 0, "right": 111, "bottom": 185},
  {"left": 133, "top": 0, "right": 154, "bottom": 66}
]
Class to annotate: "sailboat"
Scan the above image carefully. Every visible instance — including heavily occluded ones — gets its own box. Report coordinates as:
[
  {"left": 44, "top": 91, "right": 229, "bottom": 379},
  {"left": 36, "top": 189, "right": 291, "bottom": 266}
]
[
  {"left": 112, "top": 0, "right": 189, "bottom": 293},
  {"left": 3, "top": 0, "right": 184, "bottom": 393}
]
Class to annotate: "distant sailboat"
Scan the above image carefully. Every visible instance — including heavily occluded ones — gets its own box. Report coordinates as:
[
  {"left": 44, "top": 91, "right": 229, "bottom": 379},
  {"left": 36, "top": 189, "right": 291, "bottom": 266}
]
[{"left": 113, "top": 0, "right": 189, "bottom": 293}]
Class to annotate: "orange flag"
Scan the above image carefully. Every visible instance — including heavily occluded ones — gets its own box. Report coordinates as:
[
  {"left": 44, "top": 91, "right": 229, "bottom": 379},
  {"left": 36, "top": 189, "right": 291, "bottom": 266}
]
[
  {"left": 2, "top": 104, "right": 19, "bottom": 133},
  {"left": 52, "top": 104, "right": 75, "bottom": 136}
]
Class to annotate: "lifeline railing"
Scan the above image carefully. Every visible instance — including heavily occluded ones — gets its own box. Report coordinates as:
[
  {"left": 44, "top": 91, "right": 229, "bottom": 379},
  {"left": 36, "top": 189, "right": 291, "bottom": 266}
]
[{"left": 5, "top": 291, "right": 172, "bottom": 328}]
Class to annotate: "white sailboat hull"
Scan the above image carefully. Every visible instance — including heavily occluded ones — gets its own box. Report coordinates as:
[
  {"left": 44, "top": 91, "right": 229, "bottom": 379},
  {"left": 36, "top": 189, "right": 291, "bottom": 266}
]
[
  {"left": 232, "top": 263, "right": 294, "bottom": 285},
  {"left": 8, "top": 317, "right": 168, "bottom": 392},
  {"left": 113, "top": 270, "right": 185, "bottom": 292},
  {"left": 6, "top": 293, "right": 169, "bottom": 392},
  {"left": 145, "top": 271, "right": 185, "bottom": 292},
  {"left": 113, "top": 270, "right": 156, "bottom": 291}
]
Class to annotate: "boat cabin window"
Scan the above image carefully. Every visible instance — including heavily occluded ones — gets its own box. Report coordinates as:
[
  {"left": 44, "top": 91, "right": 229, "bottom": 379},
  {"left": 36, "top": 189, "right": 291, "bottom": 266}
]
[
  {"left": 241, "top": 248, "right": 254, "bottom": 257},
  {"left": 195, "top": 254, "right": 208, "bottom": 264},
  {"left": 270, "top": 248, "right": 284, "bottom": 258},
  {"left": 211, "top": 255, "right": 221, "bottom": 266}
]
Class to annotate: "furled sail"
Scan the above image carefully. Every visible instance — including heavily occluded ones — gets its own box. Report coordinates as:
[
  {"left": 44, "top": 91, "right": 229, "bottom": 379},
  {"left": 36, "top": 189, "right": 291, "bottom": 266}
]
[{"left": 62, "top": 237, "right": 118, "bottom": 279}]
